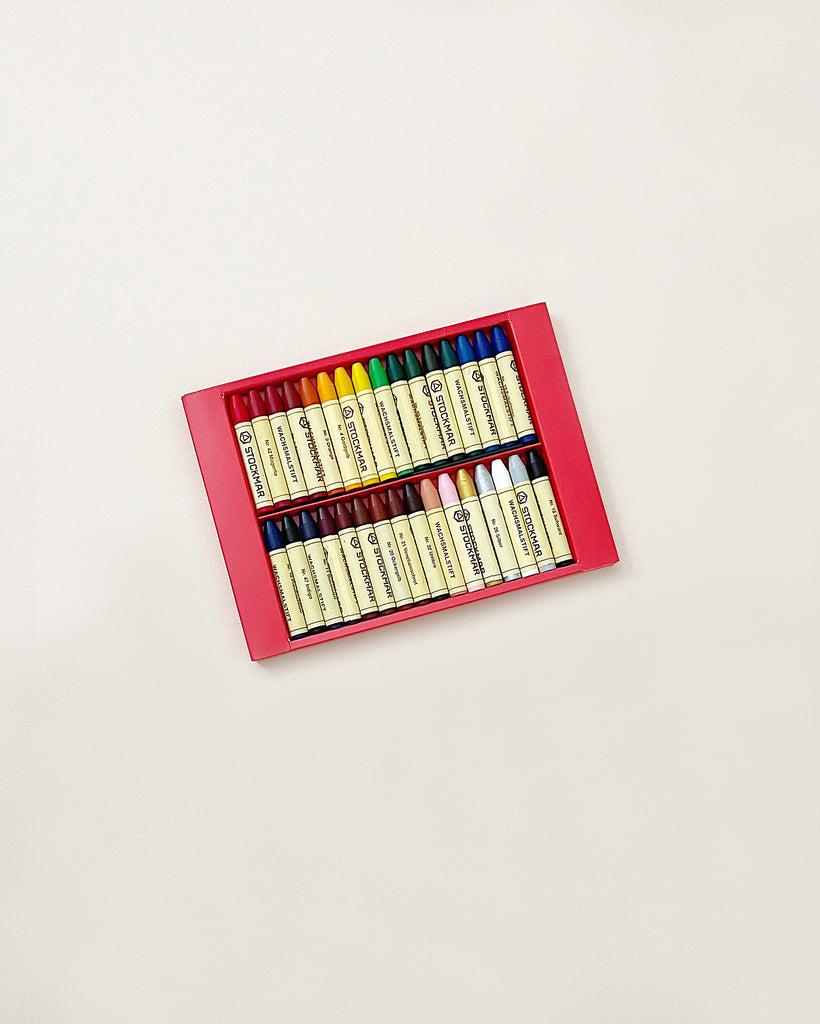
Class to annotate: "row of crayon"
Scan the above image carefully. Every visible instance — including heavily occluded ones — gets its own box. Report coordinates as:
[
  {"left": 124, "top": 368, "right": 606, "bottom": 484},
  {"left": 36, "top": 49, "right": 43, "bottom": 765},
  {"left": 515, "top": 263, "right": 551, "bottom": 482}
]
[
  {"left": 263, "top": 450, "right": 571, "bottom": 639},
  {"left": 230, "top": 325, "right": 536, "bottom": 514}
]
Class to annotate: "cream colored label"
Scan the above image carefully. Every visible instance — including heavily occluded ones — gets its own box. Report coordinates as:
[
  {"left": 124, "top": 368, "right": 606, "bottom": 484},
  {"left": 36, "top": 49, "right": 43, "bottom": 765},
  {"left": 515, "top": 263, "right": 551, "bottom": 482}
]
[
  {"left": 477, "top": 491, "right": 521, "bottom": 579},
  {"left": 251, "top": 415, "right": 289, "bottom": 505},
  {"left": 268, "top": 411, "right": 308, "bottom": 500},
  {"left": 443, "top": 365, "right": 480, "bottom": 452},
  {"left": 391, "top": 514, "right": 432, "bottom": 603},
  {"left": 233, "top": 421, "right": 272, "bottom": 509},
  {"left": 338, "top": 527, "right": 378, "bottom": 613},
  {"left": 495, "top": 350, "right": 535, "bottom": 438},
  {"left": 287, "top": 541, "right": 325, "bottom": 631},
  {"left": 443, "top": 501, "right": 483, "bottom": 588},
  {"left": 532, "top": 476, "right": 573, "bottom": 563},
  {"left": 408, "top": 377, "right": 448, "bottom": 463},
  {"left": 268, "top": 549, "right": 307, "bottom": 638},
  {"left": 425, "top": 508, "right": 466, "bottom": 595},
  {"left": 337, "top": 396, "right": 378, "bottom": 484},
  {"left": 304, "top": 404, "right": 343, "bottom": 492},
  {"left": 390, "top": 379, "right": 429, "bottom": 468},
  {"left": 303, "top": 535, "right": 343, "bottom": 625},
  {"left": 513, "top": 481, "right": 555, "bottom": 571},
  {"left": 462, "top": 363, "right": 500, "bottom": 449},
  {"left": 480, "top": 356, "right": 517, "bottom": 445},
  {"left": 426, "top": 369, "right": 464, "bottom": 457},
  {"left": 319, "top": 398, "right": 360, "bottom": 490},
  {"left": 356, "top": 389, "right": 395, "bottom": 479},
  {"left": 374, "top": 385, "right": 413, "bottom": 475},
  {"left": 496, "top": 484, "right": 538, "bottom": 575},
  {"left": 355, "top": 523, "right": 396, "bottom": 611},
  {"left": 374, "top": 520, "right": 412, "bottom": 607},
  {"left": 407, "top": 510, "right": 448, "bottom": 598},
  {"left": 460, "top": 494, "right": 503, "bottom": 585},
  {"left": 286, "top": 407, "right": 324, "bottom": 493},
  {"left": 322, "top": 534, "right": 360, "bottom": 622}
]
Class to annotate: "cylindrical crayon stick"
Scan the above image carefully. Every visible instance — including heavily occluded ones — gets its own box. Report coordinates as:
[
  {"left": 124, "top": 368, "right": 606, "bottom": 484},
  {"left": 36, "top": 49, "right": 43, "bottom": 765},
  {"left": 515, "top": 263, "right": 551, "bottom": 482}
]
[
  {"left": 440, "top": 339, "right": 482, "bottom": 458},
  {"left": 264, "top": 384, "right": 309, "bottom": 503},
  {"left": 351, "top": 498, "right": 396, "bottom": 613},
  {"left": 247, "top": 391, "right": 290, "bottom": 508},
  {"left": 490, "top": 325, "right": 536, "bottom": 443},
  {"left": 298, "top": 378, "right": 344, "bottom": 496},
  {"left": 454, "top": 469, "right": 503, "bottom": 586},
  {"left": 437, "top": 473, "right": 484, "bottom": 592},
  {"left": 419, "top": 479, "right": 467, "bottom": 596},
  {"left": 334, "top": 368, "right": 379, "bottom": 487},
  {"left": 334, "top": 502, "right": 379, "bottom": 619},
  {"left": 229, "top": 394, "right": 275, "bottom": 512},
  {"left": 490, "top": 460, "right": 538, "bottom": 576},
  {"left": 403, "top": 348, "right": 448, "bottom": 467},
  {"left": 384, "top": 489, "right": 431, "bottom": 605},
  {"left": 420, "top": 343, "right": 465, "bottom": 462},
  {"left": 281, "top": 382, "right": 326, "bottom": 497},
  {"left": 368, "top": 357, "right": 414, "bottom": 477},
  {"left": 385, "top": 353, "right": 431, "bottom": 472},
  {"left": 402, "top": 483, "right": 449, "bottom": 600},
  {"left": 300, "top": 511, "right": 344, "bottom": 626},
  {"left": 351, "top": 362, "right": 397, "bottom": 482},
  {"left": 455, "top": 334, "right": 500, "bottom": 453},
  {"left": 316, "top": 506, "right": 361, "bottom": 624},
  {"left": 262, "top": 519, "right": 308, "bottom": 639},
  {"left": 526, "top": 451, "right": 573, "bottom": 566},
  {"left": 370, "top": 493, "right": 413, "bottom": 608},
  {"left": 473, "top": 464, "right": 522, "bottom": 583},
  {"left": 473, "top": 330, "right": 517, "bottom": 448},
  {"left": 508, "top": 455, "right": 556, "bottom": 573},
  {"left": 314, "top": 372, "right": 362, "bottom": 492},
  {"left": 280, "top": 514, "right": 325, "bottom": 632}
]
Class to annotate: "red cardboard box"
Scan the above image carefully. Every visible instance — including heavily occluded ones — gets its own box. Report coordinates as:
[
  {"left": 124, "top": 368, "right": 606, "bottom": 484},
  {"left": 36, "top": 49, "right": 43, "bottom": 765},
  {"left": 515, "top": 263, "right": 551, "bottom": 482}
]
[{"left": 182, "top": 303, "right": 618, "bottom": 659}]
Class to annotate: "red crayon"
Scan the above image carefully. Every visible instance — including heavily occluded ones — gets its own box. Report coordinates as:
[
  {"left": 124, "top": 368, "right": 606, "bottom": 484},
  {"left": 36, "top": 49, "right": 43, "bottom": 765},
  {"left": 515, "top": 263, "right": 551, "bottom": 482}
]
[
  {"left": 334, "top": 501, "right": 379, "bottom": 618},
  {"left": 281, "top": 381, "right": 326, "bottom": 497},
  {"left": 369, "top": 492, "right": 413, "bottom": 608},
  {"left": 246, "top": 389, "right": 290, "bottom": 508},
  {"left": 229, "top": 394, "right": 275, "bottom": 512}
]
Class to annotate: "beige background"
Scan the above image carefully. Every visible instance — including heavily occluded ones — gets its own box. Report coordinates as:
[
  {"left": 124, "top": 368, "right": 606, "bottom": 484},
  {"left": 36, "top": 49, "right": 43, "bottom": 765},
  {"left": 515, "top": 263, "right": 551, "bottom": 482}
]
[{"left": 3, "top": 1, "right": 819, "bottom": 1021}]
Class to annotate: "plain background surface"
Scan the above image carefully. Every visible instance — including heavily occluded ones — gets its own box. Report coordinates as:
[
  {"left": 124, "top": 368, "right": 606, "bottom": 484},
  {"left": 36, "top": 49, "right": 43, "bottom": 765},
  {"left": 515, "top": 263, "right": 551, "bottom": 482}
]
[{"left": 3, "top": 1, "right": 819, "bottom": 1021}]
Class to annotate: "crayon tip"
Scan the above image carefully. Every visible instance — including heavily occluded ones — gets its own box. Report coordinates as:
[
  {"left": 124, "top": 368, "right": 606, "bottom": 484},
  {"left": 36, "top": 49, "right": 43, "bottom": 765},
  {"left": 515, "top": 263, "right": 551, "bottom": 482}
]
[
  {"left": 402, "top": 348, "right": 424, "bottom": 379},
  {"left": 420, "top": 343, "right": 441, "bottom": 375},
  {"left": 384, "top": 489, "right": 405, "bottom": 518},
  {"left": 316, "top": 505, "right": 337, "bottom": 537},
  {"left": 455, "top": 468, "right": 476, "bottom": 500},
  {"left": 527, "top": 450, "right": 548, "bottom": 479},
  {"left": 455, "top": 334, "right": 475, "bottom": 365},
  {"left": 368, "top": 357, "right": 389, "bottom": 391},
  {"left": 351, "top": 497, "right": 371, "bottom": 527},
  {"left": 264, "top": 384, "right": 283, "bottom": 414},
  {"left": 351, "top": 362, "right": 373, "bottom": 394},
  {"left": 507, "top": 454, "right": 529, "bottom": 487},
  {"left": 262, "top": 518, "right": 283, "bottom": 551},
  {"left": 299, "top": 509, "right": 319, "bottom": 540},
  {"left": 334, "top": 366, "right": 355, "bottom": 399},
  {"left": 437, "top": 472, "right": 459, "bottom": 506},
  {"left": 490, "top": 459, "right": 513, "bottom": 491},
  {"left": 229, "top": 394, "right": 250, "bottom": 424},
  {"left": 369, "top": 491, "right": 388, "bottom": 522},
  {"left": 490, "top": 325, "right": 511, "bottom": 354},
  {"left": 334, "top": 501, "right": 353, "bottom": 531},
  {"left": 473, "top": 330, "right": 493, "bottom": 361},
  {"left": 298, "top": 376, "right": 320, "bottom": 407},
  {"left": 247, "top": 389, "right": 268, "bottom": 419},
  {"left": 281, "top": 380, "right": 302, "bottom": 411},
  {"left": 474, "top": 463, "right": 495, "bottom": 496},
  {"left": 439, "top": 338, "right": 459, "bottom": 369},
  {"left": 419, "top": 478, "right": 441, "bottom": 512},
  {"left": 403, "top": 481, "right": 424, "bottom": 514},
  {"left": 385, "top": 353, "right": 406, "bottom": 384},
  {"left": 280, "top": 514, "right": 302, "bottom": 546},
  {"left": 315, "top": 371, "right": 338, "bottom": 404}
]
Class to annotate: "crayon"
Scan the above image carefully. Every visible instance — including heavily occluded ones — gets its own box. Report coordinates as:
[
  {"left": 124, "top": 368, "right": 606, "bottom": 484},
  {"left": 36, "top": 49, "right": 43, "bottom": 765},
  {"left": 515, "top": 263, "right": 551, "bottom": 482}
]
[
  {"left": 420, "top": 343, "right": 465, "bottom": 462},
  {"left": 368, "top": 357, "right": 414, "bottom": 477},
  {"left": 280, "top": 514, "right": 325, "bottom": 632},
  {"left": 419, "top": 478, "right": 467, "bottom": 596},
  {"left": 247, "top": 391, "right": 290, "bottom": 508},
  {"left": 455, "top": 334, "right": 500, "bottom": 453},
  {"left": 508, "top": 455, "right": 556, "bottom": 573},
  {"left": 316, "top": 506, "right": 361, "bottom": 623},
  {"left": 385, "top": 353, "right": 431, "bottom": 471},
  {"left": 437, "top": 473, "right": 484, "bottom": 592},
  {"left": 262, "top": 519, "right": 308, "bottom": 639},
  {"left": 402, "top": 483, "right": 449, "bottom": 600},
  {"left": 314, "top": 372, "right": 362, "bottom": 492},
  {"left": 229, "top": 394, "right": 275, "bottom": 512},
  {"left": 281, "top": 381, "right": 326, "bottom": 498},
  {"left": 333, "top": 368, "right": 379, "bottom": 487},
  {"left": 403, "top": 348, "right": 449, "bottom": 467},
  {"left": 334, "top": 501, "right": 379, "bottom": 618},
  {"left": 264, "top": 384, "right": 309, "bottom": 503},
  {"left": 474, "top": 330, "right": 517, "bottom": 448},
  {"left": 490, "top": 325, "right": 536, "bottom": 443},
  {"left": 384, "top": 489, "right": 432, "bottom": 605},
  {"left": 440, "top": 339, "right": 482, "bottom": 458},
  {"left": 454, "top": 469, "right": 503, "bottom": 586},
  {"left": 473, "top": 464, "right": 523, "bottom": 583},
  {"left": 298, "top": 377, "right": 344, "bottom": 495},
  {"left": 351, "top": 362, "right": 397, "bottom": 482},
  {"left": 369, "top": 493, "right": 413, "bottom": 608},
  {"left": 351, "top": 498, "right": 396, "bottom": 613},
  {"left": 490, "top": 460, "right": 538, "bottom": 576},
  {"left": 526, "top": 451, "right": 574, "bottom": 566},
  {"left": 299, "top": 510, "right": 344, "bottom": 627}
]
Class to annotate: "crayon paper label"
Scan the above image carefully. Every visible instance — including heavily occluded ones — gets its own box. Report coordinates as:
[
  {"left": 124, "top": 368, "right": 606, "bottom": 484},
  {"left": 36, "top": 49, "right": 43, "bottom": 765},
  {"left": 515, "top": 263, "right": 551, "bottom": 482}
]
[
  {"left": 304, "top": 536, "right": 343, "bottom": 624},
  {"left": 532, "top": 477, "right": 573, "bottom": 563},
  {"left": 460, "top": 494, "right": 502, "bottom": 584},
  {"left": 408, "top": 377, "right": 448, "bottom": 462},
  {"left": 268, "top": 411, "right": 308, "bottom": 499},
  {"left": 480, "top": 357, "right": 517, "bottom": 445},
  {"left": 497, "top": 485, "right": 538, "bottom": 574},
  {"left": 356, "top": 524, "right": 396, "bottom": 611},
  {"left": 443, "top": 502, "right": 483, "bottom": 587},
  {"left": 513, "top": 481, "right": 555, "bottom": 570},
  {"left": 339, "top": 528, "right": 378, "bottom": 612},
  {"left": 304, "top": 404, "right": 343, "bottom": 492},
  {"left": 287, "top": 543, "right": 325, "bottom": 630},
  {"left": 477, "top": 491, "right": 520, "bottom": 579},
  {"left": 426, "top": 370, "right": 464, "bottom": 457},
  {"left": 390, "top": 380, "right": 429, "bottom": 468},
  {"left": 319, "top": 398, "right": 360, "bottom": 490},
  {"left": 407, "top": 510, "right": 448, "bottom": 598},
  {"left": 374, "top": 521, "right": 412, "bottom": 607},
  {"left": 356, "top": 390, "right": 395, "bottom": 479},
  {"left": 268, "top": 549, "right": 307, "bottom": 638},
  {"left": 495, "top": 350, "right": 535, "bottom": 438},
  {"left": 286, "top": 407, "right": 325, "bottom": 493},
  {"left": 233, "top": 421, "right": 272, "bottom": 509},
  {"left": 323, "top": 534, "right": 361, "bottom": 622},
  {"left": 374, "top": 385, "right": 413, "bottom": 474},
  {"left": 251, "top": 415, "right": 289, "bottom": 505},
  {"left": 425, "top": 509, "right": 466, "bottom": 595},
  {"left": 462, "top": 364, "right": 499, "bottom": 448},
  {"left": 443, "top": 365, "right": 480, "bottom": 451},
  {"left": 338, "top": 398, "right": 378, "bottom": 484}
]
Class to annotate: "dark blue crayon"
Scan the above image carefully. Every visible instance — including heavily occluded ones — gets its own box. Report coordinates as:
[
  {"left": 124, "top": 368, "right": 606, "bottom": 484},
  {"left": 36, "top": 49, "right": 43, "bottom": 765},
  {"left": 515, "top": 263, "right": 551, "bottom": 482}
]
[
  {"left": 490, "top": 325, "right": 537, "bottom": 443},
  {"left": 262, "top": 518, "right": 309, "bottom": 639},
  {"left": 455, "top": 333, "right": 501, "bottom": 453},
  {"left": 473, "top": 330, "right": 518, "bottom": 448},
  {"left": 298, "top": 510, "right": 344, "bottom": 628},
  {"left": 280, "top": 514, "right": 326, "bottom": 633}
]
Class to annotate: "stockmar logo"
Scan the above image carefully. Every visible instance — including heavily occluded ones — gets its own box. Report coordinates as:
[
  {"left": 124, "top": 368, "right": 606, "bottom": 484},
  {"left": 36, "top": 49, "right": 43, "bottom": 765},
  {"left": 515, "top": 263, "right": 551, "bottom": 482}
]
[
  {"left": 430, "top": 380, "right": 443, "bottom": 393},
  {"left": 516, "top": 491, "right": 527, "bottom": 504},
  {"left": 298, "top": 416, "right": 309, "bottom": 430},
  {"left": 238, "top": 430, "right": 252, "bottom": 444},
  {"left": 453, "top": 509, "right": 470, "bottom": 523},
  {"left": 343, "top": 405, "right": 354, "bottom": 419}
]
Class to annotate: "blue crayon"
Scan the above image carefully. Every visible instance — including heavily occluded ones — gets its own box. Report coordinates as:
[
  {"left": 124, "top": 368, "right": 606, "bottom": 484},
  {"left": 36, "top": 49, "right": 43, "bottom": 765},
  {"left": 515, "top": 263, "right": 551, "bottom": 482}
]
[
  {"left": 280, "top": 514, "right": 326, "bottom": 633},
  {"left": 298, "top": 510, "right": 344, "bottom": 628},
  {"left": 455, "top": 333, "right": 501, "bottom": 453},
  {"left": 473, "top": 330, "right": 518, "bottom": 448},
  {"left": 490, "top": 325, "right": 537, "bottom": 443},
  {"left": 262, "top": 518, "right": 309, "bottom": 639}
]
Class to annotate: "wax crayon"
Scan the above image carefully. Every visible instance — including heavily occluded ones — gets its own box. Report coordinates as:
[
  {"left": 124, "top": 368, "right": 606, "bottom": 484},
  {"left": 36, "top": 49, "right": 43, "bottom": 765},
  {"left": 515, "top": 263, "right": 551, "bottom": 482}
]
[
  {"left": 403, "top": 348, "right": 449, "bottom": 467},
  {"left": 420, "top": 343, "right": 465, "bottom": 462},
  {"left": 474, "top": 330, "right": 517, "bottom": 447},
  {"left": 298, "top": 377, "right": 344, "bottom": 495},
  {"left": 369, "top": 493, "right": 413, "bottom": 608},
  {"left": 508, "top": 455, "right": 556, "bottom": 573},
  {"left": 281, "top": 382, "right": 326, "bottom": 497},
  {"left": 246, "top": 391, "right": 290, "bottom": 507},
  {"left": 334, "top": 368, "right": 379, "bottom": 487},
  {"left": 262, "top": 519, "right": 308, "bottom": 639},
  {"left": 280, "top": 514, "right": 325, "bottom": 632},
  {"left": 351, "top": 498, "right": 396, "bottom": 613},
  {"left": 264, "top": 384, "right": 309, "bottom": 502},
  {"left": 299, "top": 510, "right": 344, "bottom": 627},
  {"left": 316, "top": 507, "right": 361, "bottom": 623},
  {"left": 473, "top": 464, "right": 522, "bottom": 583},
  {"left": 368, "top": 357, "right": 414, "bottom": 477},
  {"left": 384, "top": 489, "right": 432, "bottom": 605},
  {"left": 351, "top": 362, "right": 397, "bottom": 482},
  {"left": 419, "top": 479, "right": 466, "bottom": 596},
  {"left": 314, "top": 372, "right": 361, "bottom": 492},
  {"left": 229, "top": 394, "right": 275, "bottom": 512},
  {"left": 490, "top": 326, "right": 536, "bottom": 443},
  {"left": 455, "top": 334, "right": 500, "bottom": 452},
  {"left": 490, "top": 460, "right": 538, "bottom": 576},
  {"left": 440, "top": 339, "right": 482, "bottom": 458},
  {"left": 334, "top": 502, "right": 379, "bottom": 618},
  {"left": 385, "top": 353, "right": 430, "bottom": 471},
  {"left": 402, "top": 483, "right": 449, "bottom": 599},
  {"left": 454, "top": 469, "right": 503, "bottom": 586},
  {"left": 437, "top": 473, "right": 484, "bottom": 592},
  {"left": 526, "top": 451, "right": 574, "bottom": 566}
]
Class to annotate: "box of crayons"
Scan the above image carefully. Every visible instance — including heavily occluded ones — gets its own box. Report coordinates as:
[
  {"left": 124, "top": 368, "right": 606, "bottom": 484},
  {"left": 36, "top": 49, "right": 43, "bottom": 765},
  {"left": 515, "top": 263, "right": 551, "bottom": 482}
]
[{"left": 182, "top": 303, "right": 617, "bottom": 659}]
